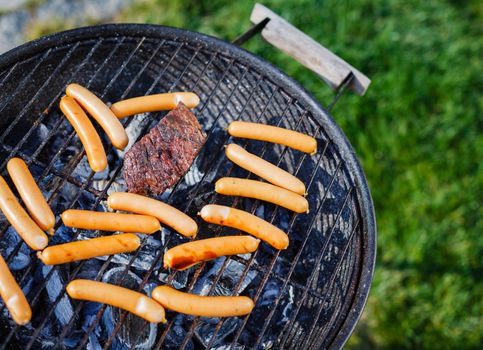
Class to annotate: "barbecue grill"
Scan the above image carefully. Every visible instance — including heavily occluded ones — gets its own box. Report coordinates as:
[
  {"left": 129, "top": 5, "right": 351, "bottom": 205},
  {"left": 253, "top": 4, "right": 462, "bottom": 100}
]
[{"left": 0, "top": 4, "right": 376, "bottom": 349}]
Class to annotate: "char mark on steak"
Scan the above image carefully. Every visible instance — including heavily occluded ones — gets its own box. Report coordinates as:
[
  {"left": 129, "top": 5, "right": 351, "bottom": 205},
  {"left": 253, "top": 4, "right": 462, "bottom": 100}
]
[{"left": 123, "top": 102, "right": 206, "bottom": 195}]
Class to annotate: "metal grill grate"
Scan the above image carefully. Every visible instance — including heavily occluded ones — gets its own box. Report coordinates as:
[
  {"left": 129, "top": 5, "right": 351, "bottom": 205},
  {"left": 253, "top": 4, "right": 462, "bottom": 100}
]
[{"left": 0, "top": 25, "right": 375, "bottom": 350}]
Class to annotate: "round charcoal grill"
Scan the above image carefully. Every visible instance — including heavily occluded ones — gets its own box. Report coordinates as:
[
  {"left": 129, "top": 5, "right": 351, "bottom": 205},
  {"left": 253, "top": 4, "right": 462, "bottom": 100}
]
[{"left": 0, "top": 21, "right": 375, "bottom": 350}]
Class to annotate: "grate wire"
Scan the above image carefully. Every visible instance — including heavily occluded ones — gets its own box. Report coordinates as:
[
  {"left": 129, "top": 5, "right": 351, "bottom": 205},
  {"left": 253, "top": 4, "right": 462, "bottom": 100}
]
[{"left": 0, "top": 28, "right": 373, "bottom": 350}]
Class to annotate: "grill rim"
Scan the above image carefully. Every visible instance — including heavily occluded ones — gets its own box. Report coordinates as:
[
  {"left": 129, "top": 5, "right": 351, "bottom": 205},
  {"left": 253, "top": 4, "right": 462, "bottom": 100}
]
[{"left": 0, "top": 23, "right": 376, "bottom": 349}]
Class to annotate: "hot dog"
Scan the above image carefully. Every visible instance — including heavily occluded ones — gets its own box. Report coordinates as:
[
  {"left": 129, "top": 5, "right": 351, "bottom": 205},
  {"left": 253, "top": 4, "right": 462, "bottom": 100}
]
[
  {"left": 227, "top": 121, "right": 317, "bottom": 154},
  {"left": 225, "top": 144, "right": 306, "bottom": 195},
  {"left": 164, "top": 236, "right": 260, "bottom": 270},
  {"left": 61, "top": 209, "right": 160, "bottom": 234},
  {"left": 199, "top": 204, "right": 289, "bottom": 249},
  {"left": 66, "top": 279, "right": 166, "bottom": 323},
  {"left": 37, "top": 233, "right": 141, "bottom": 265},
  {"left": 107, "top": 192, "right": 197, "bottom": 237},
  {"left": 111, "top": 92, "right": 200, "bottom": 118},
  {"left": 0, "top": 254, "right": 31, "bottom": 325},
  {"left": 152, "top": 285, "right": 254, "bottom": 317},
  {"left": 215, "top": 177, "right": 309, "bottom": 213},
  {"left": 7, "top": 158, "right": 55, "bottom": 234},
  {"left": 66, "top": 83, "right": 128, "bottom": 150},
  {"left": 60, "top": 96, "right": 108, "bottom": 172},
  {"left": 0, "top": 176, "right": 48, "bottom": 250}
]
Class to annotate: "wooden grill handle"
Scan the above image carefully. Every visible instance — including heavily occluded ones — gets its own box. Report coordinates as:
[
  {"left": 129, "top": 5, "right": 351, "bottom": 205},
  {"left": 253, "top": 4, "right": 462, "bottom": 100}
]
[{"left": 250, "top": 3, "right": 371, "bottom": 95}]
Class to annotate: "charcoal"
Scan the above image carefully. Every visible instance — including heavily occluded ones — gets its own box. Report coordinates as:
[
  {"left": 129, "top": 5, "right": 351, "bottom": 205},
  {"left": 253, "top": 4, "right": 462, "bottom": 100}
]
[
  {"left": 5, "top": 248, "right": 30, "bottom": 271},
  {"left": 163, "top": 315, "right": 194, "bottom": 350},
  {"left": 158, "top": 269, "right": 189, "bottom": 290},
  {"left": 101, "top": 267, "right": 157, "bottom": 349},
  {"left": 195, "top": 317, "right": 241, "bottom": 348},
  {"left": 1, "top": 228, "right": 31, "bottom": 271},
  {"left": 72, "top": 156, "right": 110, "bottom": 181},
  {"left": 42, "top": 265, "right": 74, "bottom": 326},
  {"left": 115, "top": 113, "right": 152, "bottom": 159}
]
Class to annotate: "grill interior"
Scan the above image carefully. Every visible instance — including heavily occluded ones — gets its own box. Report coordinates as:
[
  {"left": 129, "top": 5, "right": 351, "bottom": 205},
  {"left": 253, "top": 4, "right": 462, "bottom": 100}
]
[{"left": 0, "top": 25, "right": 374, "bottom": 350}]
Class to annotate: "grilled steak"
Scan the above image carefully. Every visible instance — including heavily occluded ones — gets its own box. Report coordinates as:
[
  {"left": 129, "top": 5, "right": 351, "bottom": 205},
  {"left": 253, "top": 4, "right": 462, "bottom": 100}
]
[{"left": 123, "top": 102, "right": 206, "bottom": 195}]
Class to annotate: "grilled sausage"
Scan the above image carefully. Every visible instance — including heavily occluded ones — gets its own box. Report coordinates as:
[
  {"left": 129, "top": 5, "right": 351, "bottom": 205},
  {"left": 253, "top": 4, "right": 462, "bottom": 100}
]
[
  {"left": 0, "top": 176, "right": 48, "bottom": 250},
  {"left": 66, "top": 279, "right": 166, "bottom": 323},
  {"left": 61, "top": 210, "right": 160, "bottom": 234},
  {"left": 215, "top": 177, "right": 309, "bottom": 213},
  {"left": 227, "top": 121, "right": 317, "bottom": 154},
  {"left": 66, "top": 83, "right": 128, "bottom": 150},
  {"left": 111, "top": 92, "right": 200, "bottom": 118},
  {"left": 164, "top": 236, "right": 260, "bottom": 271},
  {"left": 152, "top": 285, "right": 254, "bottom": 317},
  {"left": 107, "top": 192, "right": 197, "bottom": 237},
  {"left": 0, "top": 254, "right": 31, "bottom": 325},
  {"left": 7, "top": 158, "right": 55, "bottom": 234},
  {"left": 37, "top": 233, "right": 141, "bottom": 265},
  {"left": 199, "top": 204, "right": 289, "bottom": 249},
  {"left": 225, "top": 144, "right": 306, "bottom": 195},
  {"left": 60, "top": 96, "right": 107, "bottom": 172}
]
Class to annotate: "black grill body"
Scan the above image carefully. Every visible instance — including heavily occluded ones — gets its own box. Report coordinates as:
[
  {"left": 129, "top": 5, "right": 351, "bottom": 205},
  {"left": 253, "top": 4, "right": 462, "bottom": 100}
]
[{"left": 0, "top": 24, "right": 376, "bottom": 350}]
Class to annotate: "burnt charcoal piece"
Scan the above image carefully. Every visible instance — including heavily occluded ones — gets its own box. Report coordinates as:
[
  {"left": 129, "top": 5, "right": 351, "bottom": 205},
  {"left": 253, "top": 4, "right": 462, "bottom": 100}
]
[{"left": 123, "top": 103, "right": 206, "bottom": 195}]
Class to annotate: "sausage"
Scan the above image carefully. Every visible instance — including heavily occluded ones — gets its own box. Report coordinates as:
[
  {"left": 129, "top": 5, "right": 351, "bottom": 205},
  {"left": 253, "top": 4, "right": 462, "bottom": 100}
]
[
  {"left": 164, "top": 236, "right": 260, "bottom": 271},
  {"left": 107, "top": 192, "right": 197, "bottom": 237},
  {"left": 60, "top": 96, "right": 107, "bottom": 172},
  {"left": 111, "top": 92, "right": 200, "bottom": 118},
  {"left": 215, "top": 177, "right": 309, "bottom": 213},
  {"left": 0, "top": 254, "right": 31, "bottom": 325},
  {"left": 7, "top": 158, "right": 56, "bottom": 234},
  {"left": 37, "top": 233, "right": 141, "bottom": 265},
  {"left": 0, "top": 176, "right": 48, "bottom": 250},
  {"left": 66, "top": 279, "right": 166, "bottom": 323},
  {"left": 152, "top": 285, "right": 254, "bottom": 317},
  {"left": 225, "top": 144, "right": 306, "bottom": 195},
  {"left": 227, "top": 121, "right": 317, "bottom": 154},
  {"left": 199, "top": 204, "right": 289, "bottom": 249},
  {"left": 66, "top": 83, "right": 128, "bottom": 150},
  {"left": 61, "top": 209, "right": 160, "bottom": 234}
]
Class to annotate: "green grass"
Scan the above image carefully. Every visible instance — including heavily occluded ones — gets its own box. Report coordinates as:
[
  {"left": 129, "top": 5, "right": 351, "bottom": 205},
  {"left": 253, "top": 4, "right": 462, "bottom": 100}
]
[{"left": 26, "top": 0, "right": 483, "bottom": 348}]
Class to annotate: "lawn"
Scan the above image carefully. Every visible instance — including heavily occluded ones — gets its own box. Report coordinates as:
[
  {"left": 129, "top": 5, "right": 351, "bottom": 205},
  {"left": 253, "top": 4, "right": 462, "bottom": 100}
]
[{"left": 27, "top": 0, "right": 483, "bottom": 348}]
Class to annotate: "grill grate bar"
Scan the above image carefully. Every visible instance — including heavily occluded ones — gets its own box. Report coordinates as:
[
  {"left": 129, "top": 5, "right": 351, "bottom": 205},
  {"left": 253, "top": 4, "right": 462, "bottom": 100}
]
[
  {"left": 0, "top": 37, "right": 118, "bottom": 279},
  {"left": 73, "top": 47, "right": 208, "bottom": 349},
  {"left": 105, "top": 54, "right": 249, "bottom": 349},
  {"left": 191, "top": 103, "right": 308, "bottom": 350},
  {"left": 0, "top": 37, "right": 153, "bottom": 349},
  {"left": 227, "top": 254, "right": 339, "bottom": 301},
  {"left": 0, "top": 39, "right": 106, "bottom": 271},
  {"left": 0, "top": 49, "right": 52, "bottom": 130},
  {"left": 278, "top": 186, "right": 355, "bottom": 349},
  {"left": 23, "top": 37, "right": 163, "bottom": 346},
  {"left": 154, "top": 71, "right": 270, "bottom": 350},
  {"left": 228, "top": 141, "right": 335, "bottom": 348},
  {"left": 100, "top": 46, "right": 208, "bottom": 350},
  {"left": 0, "top": 30, "right": 371, "bottom": 350},
  {"left": 0, "top": 62, "right": 19, "bottom": 91},
  {"left": 302, "top": 218, "right": 360, "bottom": 349},
  {"left": 0, "top": 44, "right": 78, "bottom": 167},
  {"left": 0, "top": 44, "right": 79, "bottom": 149},
  {"left": 208, "top": 115, "right": 324, "bottom": 349},
  {"left": 66, "top": 42, "right": 216, "bottom": 349},
  {"left": 0, "top": 39, "right": 106, "bottom": 180},
  {"left": 51, "top": 41, "right": 191, "bottom": 343},
  {"left": 0, "top": 153, "right": 98, "bottom": 348},
  {"left": 172, "top": 83, "right": 286, "bottom": 350},
  {"left": 0, "top": 144, "right": 104, "bottom": 199},
  {"left": 250, "top": 159, "right": 348, "bottom": 348}
]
